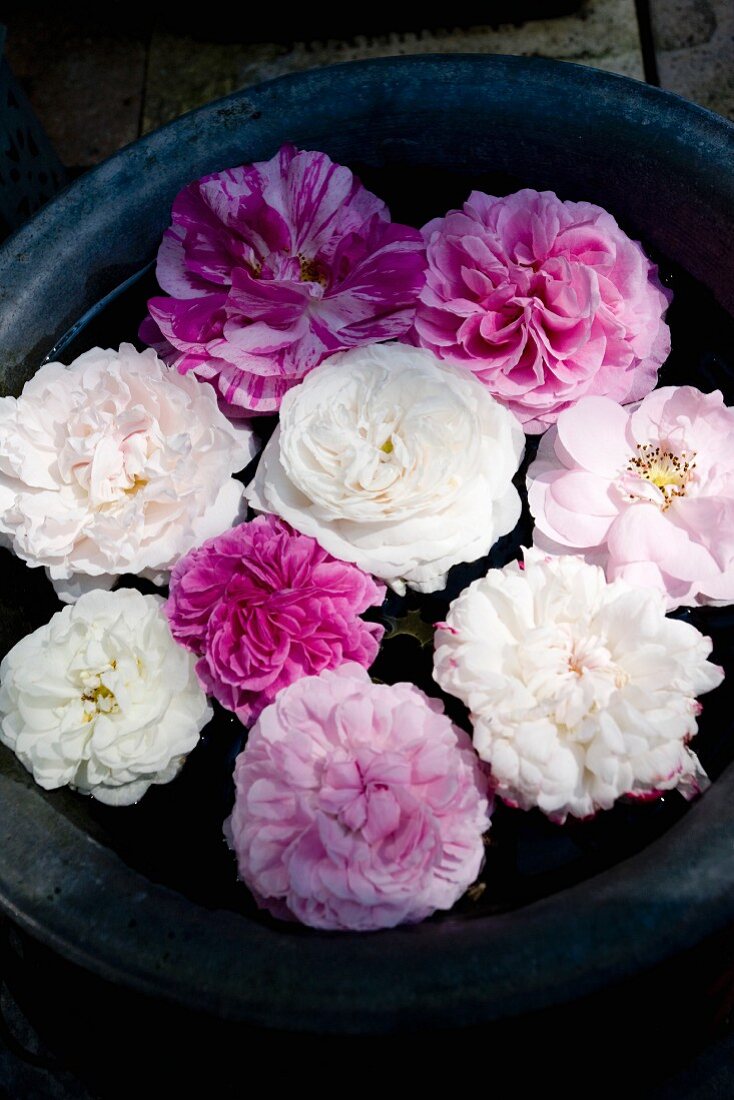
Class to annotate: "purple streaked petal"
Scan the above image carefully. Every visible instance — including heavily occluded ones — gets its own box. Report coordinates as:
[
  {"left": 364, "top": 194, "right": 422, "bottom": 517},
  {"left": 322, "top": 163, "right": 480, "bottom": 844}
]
[{"left": 142, "top": 145, "right": 426, "bottom": 417}]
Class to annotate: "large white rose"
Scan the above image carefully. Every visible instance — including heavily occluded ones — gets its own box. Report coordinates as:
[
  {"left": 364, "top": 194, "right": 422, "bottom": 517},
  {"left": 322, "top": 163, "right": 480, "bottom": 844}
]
[
  {"left": 434, "top": 550, "right": 724, "bottom": 822},
  {"left": 0, "top": 588, "right": 212, "bottom": 805},
  {"left": 0, "top": 344, "right": 257, "bottom": 601},
  {"left": 246, "top": 344, "right": 525, "bottom": 593}
]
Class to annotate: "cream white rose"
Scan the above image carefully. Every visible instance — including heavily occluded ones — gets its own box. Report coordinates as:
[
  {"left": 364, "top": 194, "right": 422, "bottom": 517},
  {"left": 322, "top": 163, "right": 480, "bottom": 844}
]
[
  {"left": 434, "top": 550, "right": 724, "bottom": 822},
  {"left": 0, "top": 344, "right": 257, "bottom": 601},
  {"left": 0, "top": 588, "right": 211, "bottom": 805},
  {"left": 246, "top": 343, "right": 525, "bottom": 593}
]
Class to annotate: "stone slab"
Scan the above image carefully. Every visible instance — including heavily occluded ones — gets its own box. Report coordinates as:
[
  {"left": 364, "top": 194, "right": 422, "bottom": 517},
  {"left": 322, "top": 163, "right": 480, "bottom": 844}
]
[
  {"left": 650, "top": 0, "right": 734, "bottom": 119},
  {"left": 143, "top": 0, "right": 644, "bottom": 132},
  {"left": 4, "top": 13, "right": 150, "bottom": 167}
]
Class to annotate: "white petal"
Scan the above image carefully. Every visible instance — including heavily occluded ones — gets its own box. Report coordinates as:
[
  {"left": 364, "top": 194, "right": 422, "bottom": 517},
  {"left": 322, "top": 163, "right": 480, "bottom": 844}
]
[
  {"left": 0, "top": 589, "right": 209, "bottom": 804},
  {"left": 434, "top": 552, "right": 722, "bottom": 821},
  {"left": 0, "top": 344, "right": 249, "bottom": 589},
  {"left": 246, "top": 344, "right": 523, "bottom": 589}
]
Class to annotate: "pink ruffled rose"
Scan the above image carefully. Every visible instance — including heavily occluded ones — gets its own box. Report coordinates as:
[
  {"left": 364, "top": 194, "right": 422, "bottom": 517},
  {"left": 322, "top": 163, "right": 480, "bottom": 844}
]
[
  {"left": 409, "top": 189, "right": 671, "bottom": 432},
  {"left": 141, "top": 144, "right": 426, "bottom": 416},
  {"left": 166, "top": 514, "right": 386, "bottom": 724},
  {"left": 527, "top": 387, "right": 734, "bottom": 609},
  {"left": 225, "top": 663, "right": 491, "bottom": 931}
]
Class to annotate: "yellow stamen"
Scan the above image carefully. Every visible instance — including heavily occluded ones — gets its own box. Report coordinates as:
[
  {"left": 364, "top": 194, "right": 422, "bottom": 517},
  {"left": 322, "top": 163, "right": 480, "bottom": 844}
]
[
  {"left": 628, "top": 443, "right": 696, "bottom": 510},
  {"left": 298, "top": 254, "right": 327, "bottom": 286},
  {"left": 81, "top": 681, "right": 119, "bottom": 719},
  {"left": 124, "top": 476, "right": 148, "bottom": 496}
]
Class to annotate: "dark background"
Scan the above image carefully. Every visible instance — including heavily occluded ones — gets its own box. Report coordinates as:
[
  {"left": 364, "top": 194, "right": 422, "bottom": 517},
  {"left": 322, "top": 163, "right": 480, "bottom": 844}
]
[{"left": 3, "top": 0, "right": 733, "bottom": 176}]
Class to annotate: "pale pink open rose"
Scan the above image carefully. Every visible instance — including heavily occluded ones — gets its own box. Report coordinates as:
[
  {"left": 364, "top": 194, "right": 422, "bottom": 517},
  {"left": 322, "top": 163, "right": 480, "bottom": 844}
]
[
  {"left": 0, "top": 345, "right": 255, "bottom": 601},
  {"left": 527, "top": 387, "right": 734, "bottom": 609},
  {"left": 225, "top": 663, "right": 491, "bottom": 931},
  {"left": 410, "top": 189, "right": 671, "bottom": 432}
]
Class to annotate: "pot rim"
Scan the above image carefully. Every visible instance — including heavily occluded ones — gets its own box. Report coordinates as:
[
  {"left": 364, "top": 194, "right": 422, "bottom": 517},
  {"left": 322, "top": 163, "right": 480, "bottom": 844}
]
[{"left": 0, "top": 54, "right": 733, "bottom": 1033}]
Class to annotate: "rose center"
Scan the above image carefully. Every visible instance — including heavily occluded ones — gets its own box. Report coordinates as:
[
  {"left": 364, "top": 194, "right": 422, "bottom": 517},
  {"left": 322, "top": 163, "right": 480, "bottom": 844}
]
[
  {"left": 80, "top": 664, "right": 120, "bottom": 723},
  {"left": 246, "top": 251, "right": 327, "bottom": 287},
  {"left": 627, "top": 443, "right": 696, "bottom": 510},
  {"left": 380, "top": 438, "right": 394, "bottom": 455},
  {"left": 298, "top": 254, "right": 327, "bottom": 287},
  {"left": 123, "top": 476, "right": 148, "bottom": 496},
  {"left": 521, "top": 627, "right": 628, "bottom": 726},
  {"left": 565, "top": 636, "right": 628, "bottom": 687}
]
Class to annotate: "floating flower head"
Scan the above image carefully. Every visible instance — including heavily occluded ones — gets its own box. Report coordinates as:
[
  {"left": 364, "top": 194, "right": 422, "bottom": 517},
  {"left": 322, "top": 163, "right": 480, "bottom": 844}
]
[
  {"left": 410, "top": 188, "right": 671, "bottom": 432},
  {"left": 246, "top": 342, "right": 525, "bottom": 594},
  {"left": 0, "top": 588, "right": 211, "bottom": 805},
  {"left": 433, "top": 551, "right": 723, "bottom": 822},
  {"left": 166, "top": 514, "right": 385, "bottom": 725},
  {"left": 0, "top": 344, "right": 255, "bottom": 602},
  {"left": 141, "top": 144, "right": 426, "bottom": 416},
  {"left": 527, "top": 387, "right": 734, "bottom": 608},
  {"left": 225, "top": 663, "right": 491, "bottom": 931}
]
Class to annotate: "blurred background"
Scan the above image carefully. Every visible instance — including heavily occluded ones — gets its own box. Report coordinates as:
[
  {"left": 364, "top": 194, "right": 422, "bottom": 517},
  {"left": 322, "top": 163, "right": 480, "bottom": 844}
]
[{"left": 2, "top": 0, "right": 732, "bottom": 175}]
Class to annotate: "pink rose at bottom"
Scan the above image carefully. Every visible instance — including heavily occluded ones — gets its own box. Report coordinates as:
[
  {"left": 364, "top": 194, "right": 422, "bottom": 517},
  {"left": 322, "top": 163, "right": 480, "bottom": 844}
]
[
  {"left": 527, "top": 387, "right": 734, "bottom": 609},
  {"left": 166, "top": 515, "right": 385, "bottom": 725},
  {"left": 225, "top": 664, "right": 491, "bottom": 931}
]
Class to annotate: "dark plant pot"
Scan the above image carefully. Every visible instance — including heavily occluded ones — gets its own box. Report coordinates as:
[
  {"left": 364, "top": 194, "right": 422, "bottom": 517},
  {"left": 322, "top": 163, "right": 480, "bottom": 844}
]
[
  {"left": 0, "top": 25, "right": 66, "bottom": 238},
  {"left": 0, "top": 56, "right": 733, "bottom": 1045}
]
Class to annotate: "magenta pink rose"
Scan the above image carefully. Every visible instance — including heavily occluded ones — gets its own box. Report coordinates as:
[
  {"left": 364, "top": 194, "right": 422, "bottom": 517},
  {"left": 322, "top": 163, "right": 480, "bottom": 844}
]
[
  {"left": 409, "top": 188, "right": 671, "bottom": 432},
  {"left": 527, "top": 387, "right": 734, "bottom": 609},
  {"left": 165, "top": 515, "right": 385, "bottom": 724},
  {"left": 225, "top": 663, "right": 491, "bottom": 931},
  {"left": 141, "top": 144, "right": 426, "bottom": 417}
]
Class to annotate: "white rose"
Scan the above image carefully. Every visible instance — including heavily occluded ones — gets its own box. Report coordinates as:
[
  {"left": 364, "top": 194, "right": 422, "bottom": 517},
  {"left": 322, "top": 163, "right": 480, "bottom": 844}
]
[
  {"left": 0, "top": 588, "right": 212, "bottom": 805},
  {"left": 434, "top": 550, "right": 724, "bottom": 822},
  {"left": 0, "top": 344, "right": 257, "bottom": 602},
  {"left": 246, "top": 344, "right": 525, "bottom": 593}
]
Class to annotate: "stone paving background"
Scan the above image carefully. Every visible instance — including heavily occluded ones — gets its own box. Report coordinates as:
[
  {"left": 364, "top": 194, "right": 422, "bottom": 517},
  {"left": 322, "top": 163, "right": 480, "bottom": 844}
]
[{"left": 3, "top": 0, "right": 733, "bottom": 171}]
